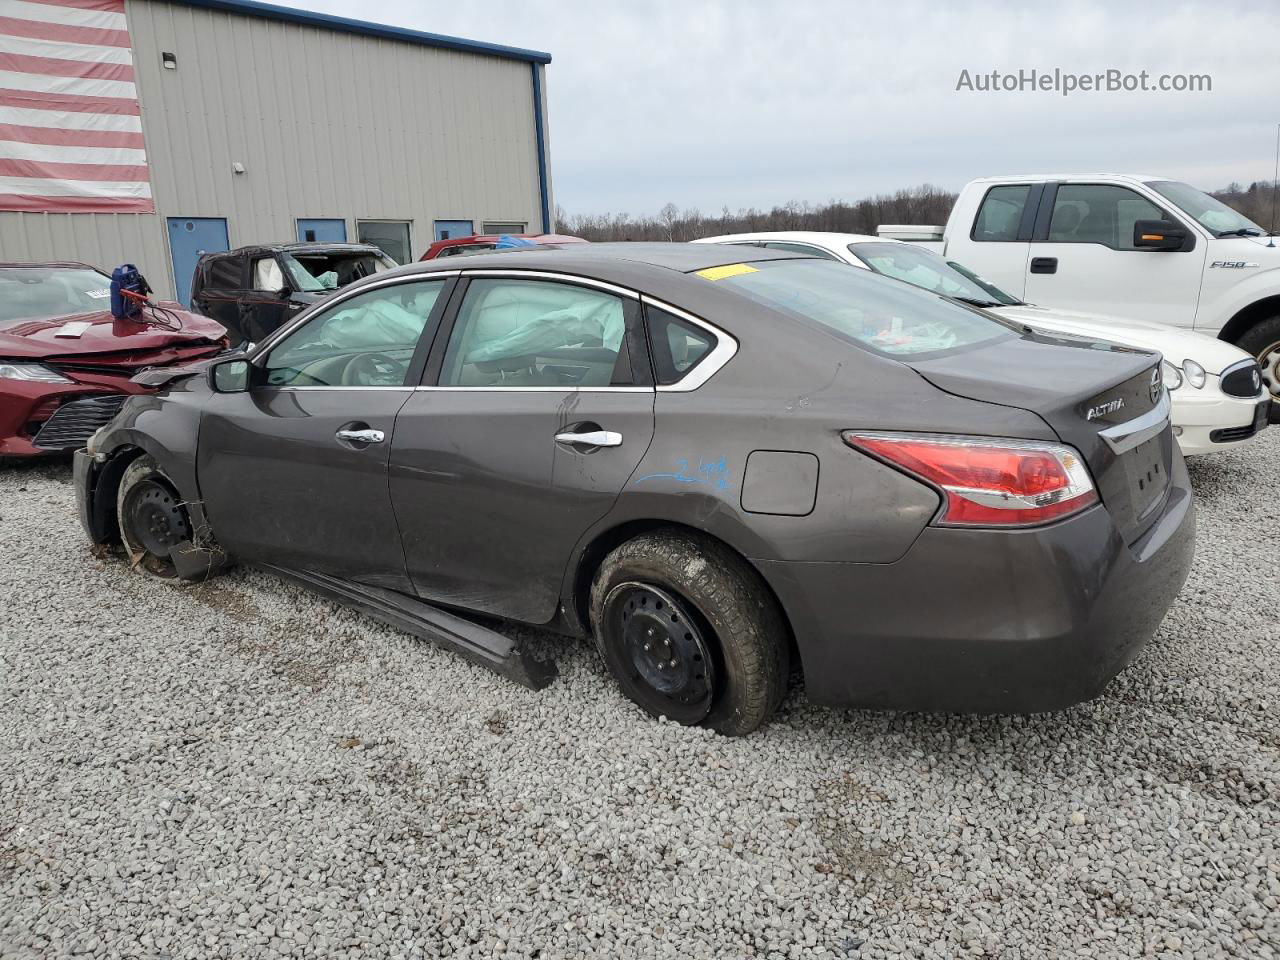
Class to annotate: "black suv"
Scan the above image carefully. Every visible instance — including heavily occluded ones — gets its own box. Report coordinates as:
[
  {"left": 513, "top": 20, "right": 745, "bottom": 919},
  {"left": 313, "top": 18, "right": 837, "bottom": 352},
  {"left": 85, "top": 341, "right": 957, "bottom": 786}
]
[{"left": 191, "top": 242, "right": 396, "bottom": 346}]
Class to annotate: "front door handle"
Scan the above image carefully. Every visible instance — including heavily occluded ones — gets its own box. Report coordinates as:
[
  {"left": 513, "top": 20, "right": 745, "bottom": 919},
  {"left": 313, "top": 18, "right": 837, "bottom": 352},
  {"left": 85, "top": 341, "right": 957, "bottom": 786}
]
[
  {"left": 554, "top": 429, "right": 623, "bottom": 448},
  {"left": 1030, "top": 256, "right": 1058, "bottom": 274},
  {"left": 335, "top": 428, "right": 385, "bottom": 444}
]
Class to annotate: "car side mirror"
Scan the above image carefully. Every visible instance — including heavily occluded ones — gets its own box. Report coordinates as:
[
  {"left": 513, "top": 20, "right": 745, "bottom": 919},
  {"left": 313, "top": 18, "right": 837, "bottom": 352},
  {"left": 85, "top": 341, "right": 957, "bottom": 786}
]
[
  {"left": 1133, "top": 219, "right": 1190, "bottom": 251},
  {"left": 210, "top": 357, "right": 251, "bottom": 393}
]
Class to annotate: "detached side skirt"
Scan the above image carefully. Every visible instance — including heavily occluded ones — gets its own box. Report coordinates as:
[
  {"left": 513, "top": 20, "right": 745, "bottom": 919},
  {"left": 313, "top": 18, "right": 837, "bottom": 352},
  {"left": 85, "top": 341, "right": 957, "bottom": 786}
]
[{"left": 255, "top": 564, "right": 558, "bottom": 691}]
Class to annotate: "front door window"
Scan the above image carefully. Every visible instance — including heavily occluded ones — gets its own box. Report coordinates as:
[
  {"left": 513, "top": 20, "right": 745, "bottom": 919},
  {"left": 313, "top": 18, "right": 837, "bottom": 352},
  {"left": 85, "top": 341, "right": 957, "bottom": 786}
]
[{"left": 263, "top": 280, "right": 446, "bottom": 387}]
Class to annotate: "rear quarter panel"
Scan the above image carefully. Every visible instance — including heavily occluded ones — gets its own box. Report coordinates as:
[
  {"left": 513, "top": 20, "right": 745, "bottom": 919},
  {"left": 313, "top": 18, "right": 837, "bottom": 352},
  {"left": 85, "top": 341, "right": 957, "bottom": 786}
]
[{"left": 577, "top": 315, "right": 1060, "bottom": 568}]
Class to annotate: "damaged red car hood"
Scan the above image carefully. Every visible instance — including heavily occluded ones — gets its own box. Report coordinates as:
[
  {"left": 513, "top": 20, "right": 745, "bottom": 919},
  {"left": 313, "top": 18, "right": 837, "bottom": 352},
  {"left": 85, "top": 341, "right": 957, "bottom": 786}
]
[{"left": 0, "top": 305, "right": 226, "bottom": 362}]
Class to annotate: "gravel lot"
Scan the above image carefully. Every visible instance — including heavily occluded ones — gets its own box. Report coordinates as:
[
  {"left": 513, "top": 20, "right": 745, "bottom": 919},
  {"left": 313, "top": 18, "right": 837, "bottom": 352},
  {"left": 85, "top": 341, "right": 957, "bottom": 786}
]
[{"left": 1, "top": 435, "right": 1277, "bottom": 960}]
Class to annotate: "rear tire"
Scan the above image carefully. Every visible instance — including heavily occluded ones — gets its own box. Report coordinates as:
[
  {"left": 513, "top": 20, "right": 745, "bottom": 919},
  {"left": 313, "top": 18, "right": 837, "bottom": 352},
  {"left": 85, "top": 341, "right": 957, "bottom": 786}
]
[
  {"left": 590, "top": 529, "right": 789, "bottom": 736},
  {"left": 116, "top": 455, "right": 192, "bottom": 580},
  {"left": 1235, "top": 315, "right": 1280, "bottom": 399}
]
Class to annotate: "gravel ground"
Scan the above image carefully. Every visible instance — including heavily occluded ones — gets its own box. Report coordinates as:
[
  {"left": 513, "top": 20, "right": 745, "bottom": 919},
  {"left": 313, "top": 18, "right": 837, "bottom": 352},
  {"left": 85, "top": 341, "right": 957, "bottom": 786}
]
[{"left": 1, "top": 435, "right": 1277, "bottom": 960}]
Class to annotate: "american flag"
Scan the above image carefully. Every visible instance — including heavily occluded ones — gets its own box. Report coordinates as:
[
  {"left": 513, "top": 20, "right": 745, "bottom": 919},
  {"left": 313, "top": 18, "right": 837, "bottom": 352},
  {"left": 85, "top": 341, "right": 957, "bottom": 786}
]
[{"left": 0, "top": 0, "right": 152, "bottom": 212}]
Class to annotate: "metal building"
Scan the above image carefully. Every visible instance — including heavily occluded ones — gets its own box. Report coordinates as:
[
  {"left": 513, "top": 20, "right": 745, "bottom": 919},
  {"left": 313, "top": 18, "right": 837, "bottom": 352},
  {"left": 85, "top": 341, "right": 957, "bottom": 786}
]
[{"left": 0, "top": 0, "right": 553, "bottom": 303}]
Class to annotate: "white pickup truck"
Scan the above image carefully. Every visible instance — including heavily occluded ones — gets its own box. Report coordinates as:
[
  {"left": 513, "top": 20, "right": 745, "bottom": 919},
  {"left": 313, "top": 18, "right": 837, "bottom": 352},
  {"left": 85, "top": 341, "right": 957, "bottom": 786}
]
[{"left": 880, "top": 174, "right": 1280, "bottom": 398}]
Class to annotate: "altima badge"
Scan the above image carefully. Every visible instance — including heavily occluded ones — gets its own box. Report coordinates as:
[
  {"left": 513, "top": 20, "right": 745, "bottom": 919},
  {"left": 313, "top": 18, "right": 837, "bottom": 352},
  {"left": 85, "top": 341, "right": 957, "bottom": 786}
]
[{"left": 1087, "top": 398, "right": 1125, "bottom": 420}]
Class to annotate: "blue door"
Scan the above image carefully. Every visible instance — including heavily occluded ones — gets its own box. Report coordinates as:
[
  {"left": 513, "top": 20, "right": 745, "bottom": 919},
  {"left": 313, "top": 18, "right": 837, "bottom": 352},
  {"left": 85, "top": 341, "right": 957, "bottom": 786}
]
[
  {"left": 434, "top": 219, "right": 473, "bottom": 241},
  {"left": 167, "top": 217, "right": 229, "bottom": 306},
  {"left": 297, "top": 218, "right": 347, "bottom": 243}
]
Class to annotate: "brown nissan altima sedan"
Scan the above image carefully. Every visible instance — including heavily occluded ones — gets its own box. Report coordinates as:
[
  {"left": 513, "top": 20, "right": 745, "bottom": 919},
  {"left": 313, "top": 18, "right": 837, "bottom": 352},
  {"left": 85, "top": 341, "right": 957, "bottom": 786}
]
[{"left": 75, "top": 243, "right": 1195, "bottom": 734}]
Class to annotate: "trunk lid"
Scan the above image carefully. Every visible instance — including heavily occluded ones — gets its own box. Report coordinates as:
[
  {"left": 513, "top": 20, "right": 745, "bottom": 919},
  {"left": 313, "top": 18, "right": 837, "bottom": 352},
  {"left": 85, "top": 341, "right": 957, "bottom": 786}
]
[{"left": 906, "top": 331, "right": 1173, "bottom": 544}]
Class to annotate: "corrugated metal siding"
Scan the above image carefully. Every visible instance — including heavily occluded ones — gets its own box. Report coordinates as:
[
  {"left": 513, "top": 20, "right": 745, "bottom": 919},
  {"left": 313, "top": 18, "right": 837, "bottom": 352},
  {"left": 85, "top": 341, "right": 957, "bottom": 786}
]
[
  {"left": 0, "top": 0, "right": 547, "bottom": 298},
  {"left": 0, "top": 212, "right": 170, "bottom": 278}
]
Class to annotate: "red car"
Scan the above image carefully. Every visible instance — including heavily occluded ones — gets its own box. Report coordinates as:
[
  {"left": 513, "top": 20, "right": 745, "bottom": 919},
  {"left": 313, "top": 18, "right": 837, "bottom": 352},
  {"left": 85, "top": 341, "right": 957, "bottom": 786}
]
[
  {"left": 0, "top": 262, "right": 227, "bottom": 458},
  {"left": 419, "top": 233, "right": 586, "bottom": 260}
]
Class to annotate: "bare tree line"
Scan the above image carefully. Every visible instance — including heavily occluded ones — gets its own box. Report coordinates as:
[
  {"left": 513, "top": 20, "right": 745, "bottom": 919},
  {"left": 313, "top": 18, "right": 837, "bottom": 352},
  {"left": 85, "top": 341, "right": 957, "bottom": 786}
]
[
  {"left": 1211, "top": 181, "right": 1280, "bottom": 230},
  {"left": 556, "top": 181, "right": 1280, "bottom": 241}
]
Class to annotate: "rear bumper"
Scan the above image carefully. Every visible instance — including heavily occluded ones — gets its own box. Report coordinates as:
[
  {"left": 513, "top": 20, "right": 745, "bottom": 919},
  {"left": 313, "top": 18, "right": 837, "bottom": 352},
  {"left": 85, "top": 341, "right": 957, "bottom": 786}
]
[{"left": 756, "top": 454, "right": 1196, "bottom": 713}]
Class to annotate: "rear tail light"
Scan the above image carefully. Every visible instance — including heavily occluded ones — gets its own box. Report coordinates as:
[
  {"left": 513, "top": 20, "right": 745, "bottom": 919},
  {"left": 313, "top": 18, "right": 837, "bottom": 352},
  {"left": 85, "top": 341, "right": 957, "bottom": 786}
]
[{"left": 843, "top": 431, "right": 1098, "bottom": 527}]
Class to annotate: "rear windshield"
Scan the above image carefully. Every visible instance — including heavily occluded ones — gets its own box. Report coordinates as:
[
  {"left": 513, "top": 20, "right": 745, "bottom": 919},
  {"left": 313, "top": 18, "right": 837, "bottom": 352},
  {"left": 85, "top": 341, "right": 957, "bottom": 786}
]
[
  {"left": 0, "top": 267, "right": 111, "bottom": 324},
  {"left": 705, "top": 259, "right": 1016, "bottom": 358}
]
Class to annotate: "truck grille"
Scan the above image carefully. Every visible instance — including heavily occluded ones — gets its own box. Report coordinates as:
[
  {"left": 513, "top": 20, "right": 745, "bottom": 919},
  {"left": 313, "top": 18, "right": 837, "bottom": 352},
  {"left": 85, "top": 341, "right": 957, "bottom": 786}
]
[
  {"left": 30, "top": 394, "right": 127, "bottom": 451},
  {"left": 1219, "top": 359, "right": 1263, "bottom": 399}
]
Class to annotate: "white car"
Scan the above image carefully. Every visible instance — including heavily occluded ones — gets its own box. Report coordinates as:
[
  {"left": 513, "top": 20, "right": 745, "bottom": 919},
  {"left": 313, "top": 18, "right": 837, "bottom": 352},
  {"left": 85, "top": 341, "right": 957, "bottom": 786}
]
[{"left": 694, "top": 231, "right": 1270, "bottom": 456}]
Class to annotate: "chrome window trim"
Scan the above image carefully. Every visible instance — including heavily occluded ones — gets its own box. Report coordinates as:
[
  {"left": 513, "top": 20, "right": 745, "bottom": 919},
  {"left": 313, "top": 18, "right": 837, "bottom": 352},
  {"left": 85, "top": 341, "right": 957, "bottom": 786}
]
[
  {"left": 458, "top": 269, "right": 641, "bottom": 300},
  {"left": 413, "top": 385, "right": 652, "bottom": 393},
  {"left": 1098, "top": 391, "right": 1171, "bottom": 454},
  {"left": 260, "top": 385, "right": 417, "bottom": 392},
  {"left": 641, "top": 295, "right": 739, "bottom": 393},
  {"left": 247, "top": 271, "right": 460, "bottom": 360}
]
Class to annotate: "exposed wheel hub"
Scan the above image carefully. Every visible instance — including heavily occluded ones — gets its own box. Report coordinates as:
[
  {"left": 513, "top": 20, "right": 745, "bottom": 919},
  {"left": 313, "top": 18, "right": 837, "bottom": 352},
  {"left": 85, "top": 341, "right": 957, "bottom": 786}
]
[
  {"left": 607, "top": 582, "right": 715, "bottom": 723},
  {"left": 126, "top": 481, "right": 190, "bottom": 558},
  {"left": 1258, "top": 340, "right": 1280, "bottom": 399}
]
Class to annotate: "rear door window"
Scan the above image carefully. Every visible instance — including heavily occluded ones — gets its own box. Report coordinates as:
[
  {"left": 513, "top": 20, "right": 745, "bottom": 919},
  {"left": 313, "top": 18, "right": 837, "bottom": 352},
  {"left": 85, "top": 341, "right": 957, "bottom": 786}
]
[
  {"left": 972, "top": 185, "right": 1032, "bottom": 242},
  {"left": 439, "top": 278, "right": 633, "bottom": 387},
  {"left": 206, "top": 256, "right": 245, "bottom": 288}
]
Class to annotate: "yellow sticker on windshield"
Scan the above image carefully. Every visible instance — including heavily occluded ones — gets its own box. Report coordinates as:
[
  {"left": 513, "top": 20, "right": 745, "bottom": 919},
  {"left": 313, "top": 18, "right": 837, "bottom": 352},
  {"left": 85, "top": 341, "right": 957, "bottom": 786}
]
[{"left": 696, "top": 263, "right": 758, "bottom": 281}]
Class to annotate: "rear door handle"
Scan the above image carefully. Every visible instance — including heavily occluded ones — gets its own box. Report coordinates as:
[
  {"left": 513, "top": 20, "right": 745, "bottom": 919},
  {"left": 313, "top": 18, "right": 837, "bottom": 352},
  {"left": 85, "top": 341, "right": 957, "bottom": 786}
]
[
  {"left": 1030, "top": 256, "right": 1058, "bottom": 274},
  {"left": 554, "top": 429, "right": 622, "bottom": 448},
  {"left": 335, "top": 428, "right": 385, "bottom": 444}
]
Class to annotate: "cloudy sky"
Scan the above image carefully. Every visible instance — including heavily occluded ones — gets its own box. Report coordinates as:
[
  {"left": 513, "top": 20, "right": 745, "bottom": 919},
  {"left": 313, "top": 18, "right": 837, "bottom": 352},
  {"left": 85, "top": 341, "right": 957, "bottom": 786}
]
[{"left": 298, "top": 0, "right": 1278, "bottom": 218}]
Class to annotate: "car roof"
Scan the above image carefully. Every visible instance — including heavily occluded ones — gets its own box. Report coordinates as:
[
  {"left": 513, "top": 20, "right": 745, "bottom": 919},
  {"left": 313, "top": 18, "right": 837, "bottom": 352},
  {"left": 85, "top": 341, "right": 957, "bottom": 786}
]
[
  {"left": 695, "top": 230, "right": 883, "bottom": 246},
  {"left": 205, "top": 242, "right": 385, "bottom": 258},
  {"left": 0, "top": 260, "right": 102, "bottom": 271},
  {"left": 403, "top": 241, "right": 804, "bottom": 278},
  {"left": 435, "top": 233, "right": 583, "bottom": 245},
  {"left": 969, "top": 173, "right": 1164, "bottom": 184}
]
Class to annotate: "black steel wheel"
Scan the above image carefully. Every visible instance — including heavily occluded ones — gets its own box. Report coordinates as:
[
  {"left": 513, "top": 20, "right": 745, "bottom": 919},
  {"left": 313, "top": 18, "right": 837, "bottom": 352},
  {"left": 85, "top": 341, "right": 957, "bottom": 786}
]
[
  {"left": 601, "top": 581, "right": 716, "bottom": 725},
  {"left": 117, "top": 455, "right": 191, "bottom": 579},
  {"left": 590, "top": 529, "right": 789, "bottom": 736}
]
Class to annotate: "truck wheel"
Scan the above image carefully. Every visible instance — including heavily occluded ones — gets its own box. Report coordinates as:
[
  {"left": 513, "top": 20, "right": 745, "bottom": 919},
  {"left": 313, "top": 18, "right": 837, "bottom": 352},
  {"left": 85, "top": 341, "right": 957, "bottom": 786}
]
[
  {"left": 117, "top": 455, "right": 194, "bottom": 580},
  {"left": 590, "top": 529, "right": 789, "bottom": 736},
  {"left": 1236, "top": 316, "right": 1280, "bottom": 398}
]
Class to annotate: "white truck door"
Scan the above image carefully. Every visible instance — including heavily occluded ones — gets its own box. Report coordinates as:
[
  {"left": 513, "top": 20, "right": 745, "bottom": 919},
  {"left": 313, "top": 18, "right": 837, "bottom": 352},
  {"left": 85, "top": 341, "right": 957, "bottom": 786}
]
[
  {"left": 1022, "top": 182, "right": 1206, "bottom": 327},
  {"left": 943, "top": 182, "right": 1038, "bottom": 298}
]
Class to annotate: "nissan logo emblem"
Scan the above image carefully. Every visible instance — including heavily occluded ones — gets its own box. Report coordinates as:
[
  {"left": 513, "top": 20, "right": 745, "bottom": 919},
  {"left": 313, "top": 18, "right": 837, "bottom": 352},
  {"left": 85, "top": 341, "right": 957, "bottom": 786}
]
[{"left": 1149, "top": 367, "right": 1162, "bottom": 404}]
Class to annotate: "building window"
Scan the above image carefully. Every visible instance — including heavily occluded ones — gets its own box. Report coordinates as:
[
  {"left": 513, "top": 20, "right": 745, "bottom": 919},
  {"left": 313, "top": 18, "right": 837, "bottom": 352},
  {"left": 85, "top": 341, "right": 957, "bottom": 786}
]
[
  {"left": 482, "top": 221, "right": 527, "bottom": 235},
  {"left": 357, "top": 220, "right": 413, "bottom": 264}
]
